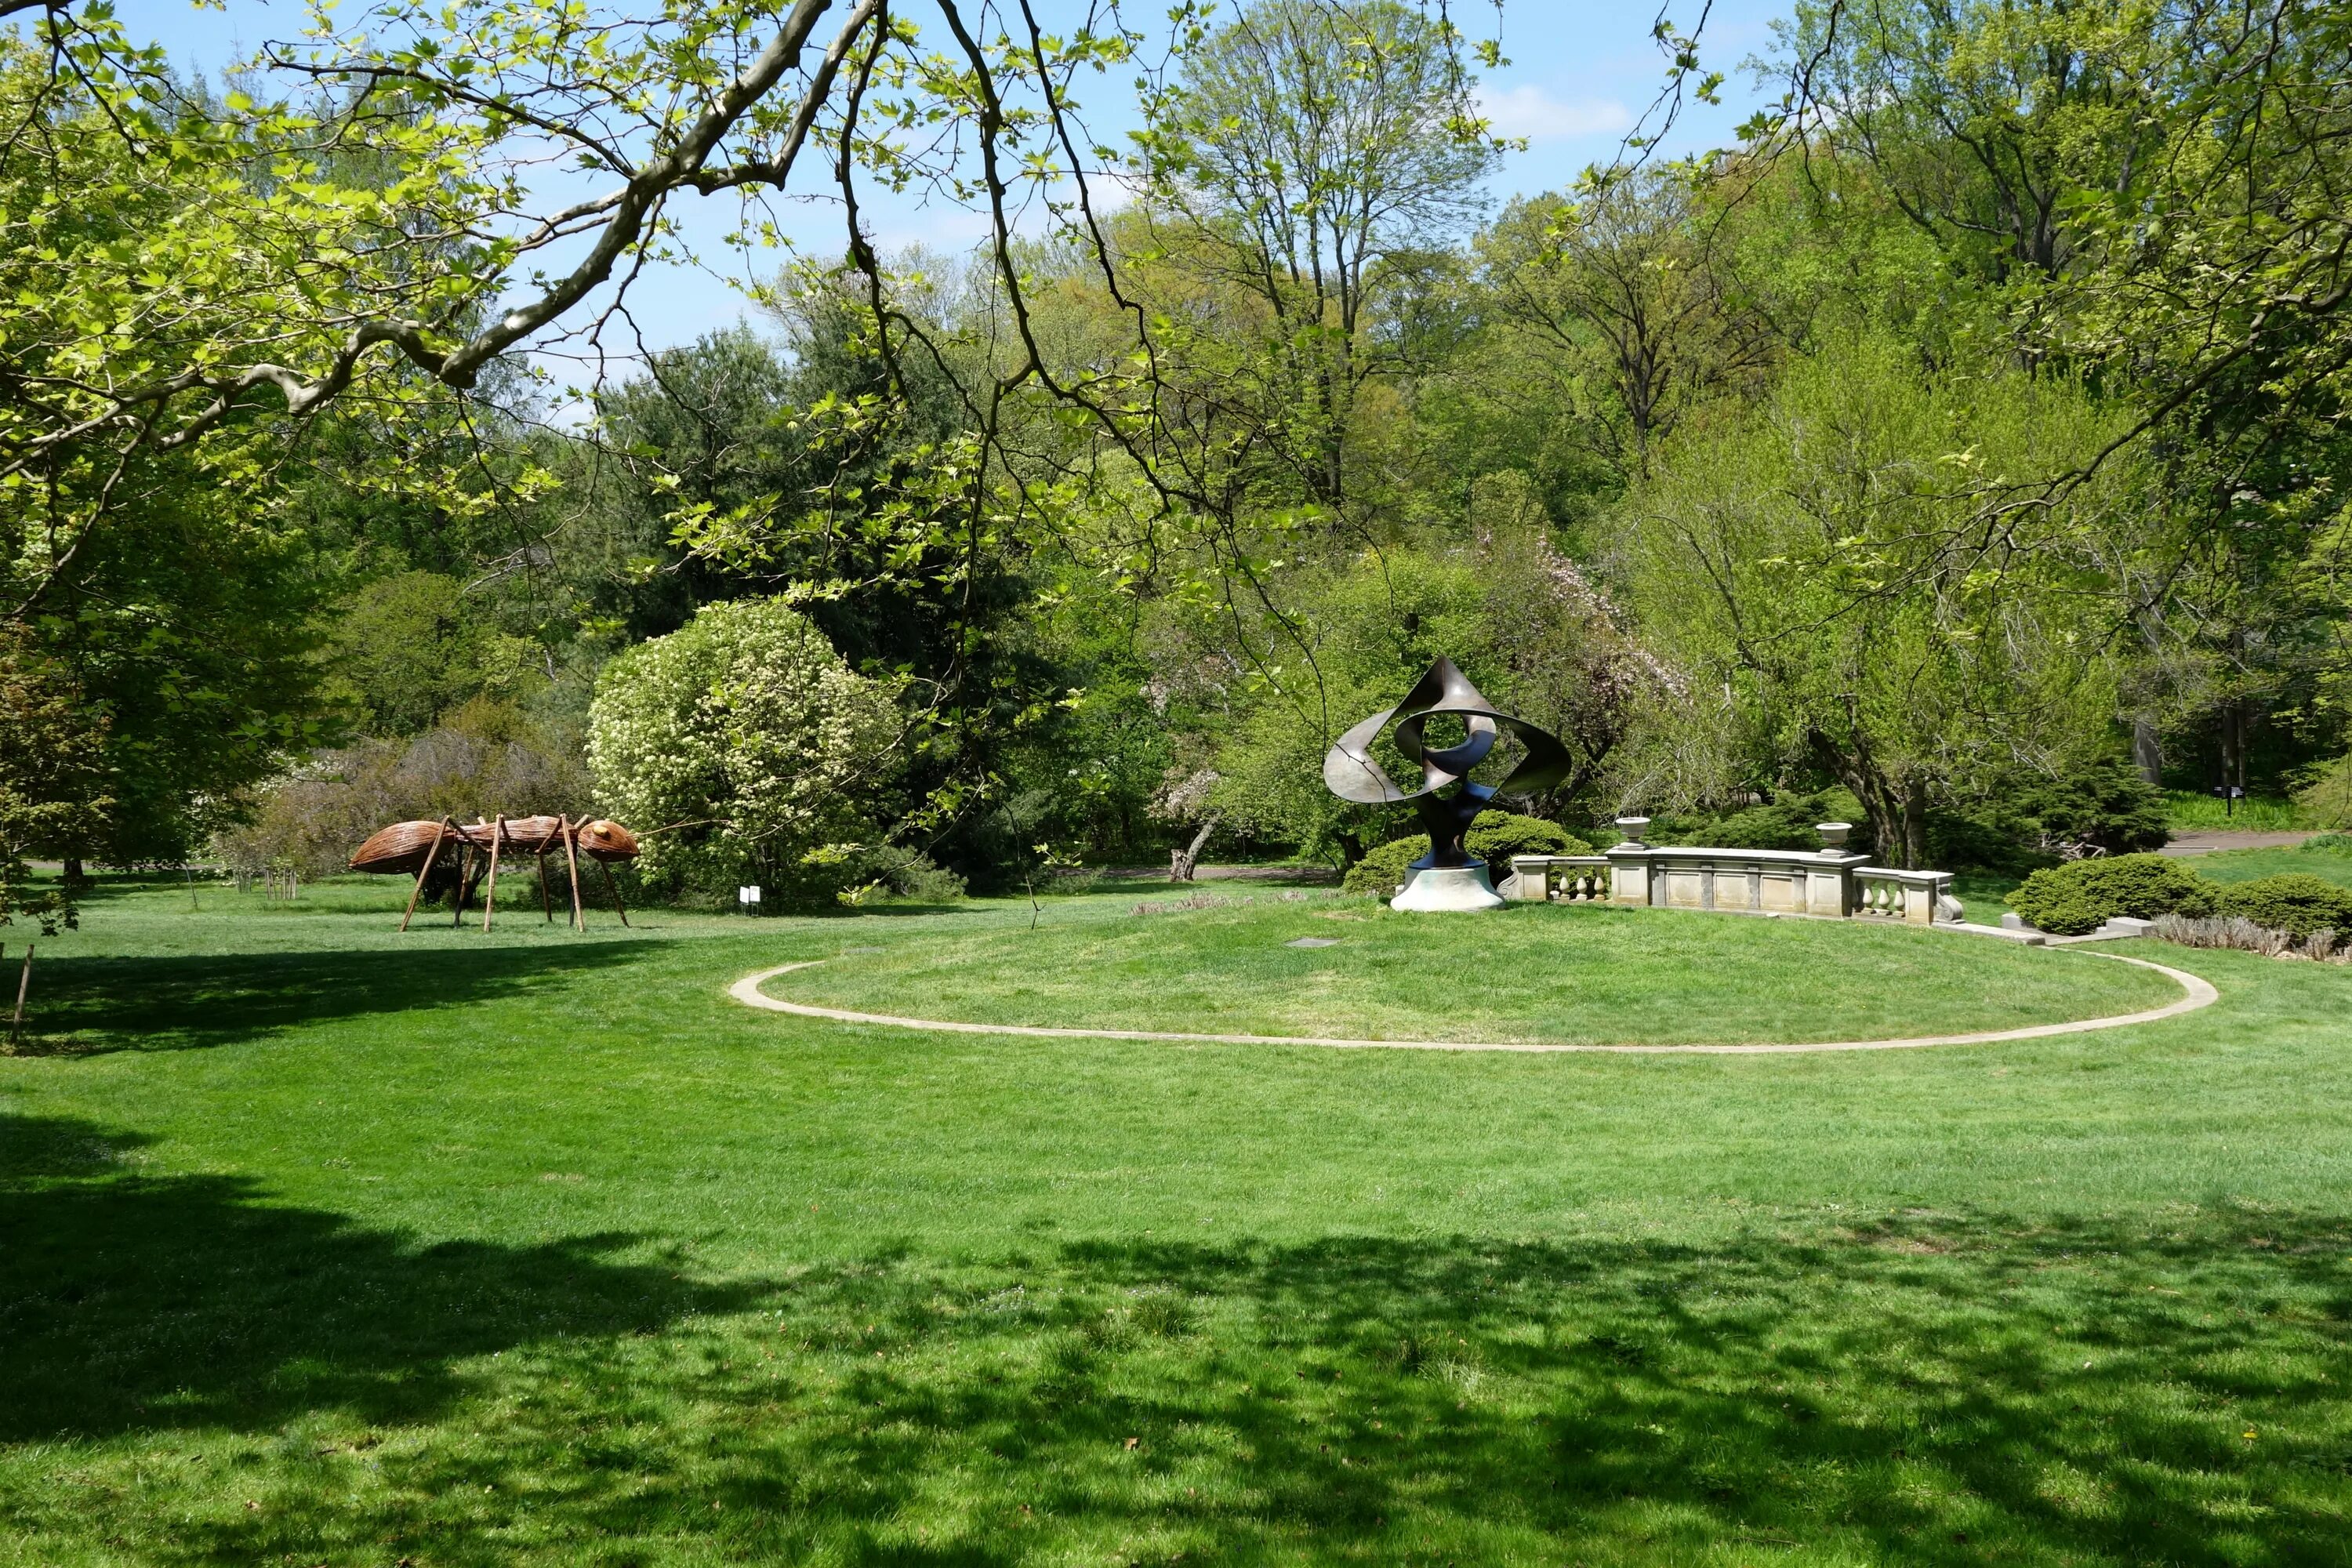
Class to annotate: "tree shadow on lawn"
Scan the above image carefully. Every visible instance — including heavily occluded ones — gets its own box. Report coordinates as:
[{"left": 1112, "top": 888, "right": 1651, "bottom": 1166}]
[
  {"left": 7, "top": 1116, "right": 2348, "bottom": 1565},
  {"left": 0, "top": 1113, "right": 764, "bottom": 1446},
  {"left": 16, "top": 938, "right": 667, "bottom": 1054},
  {"left": 681, "top": 1213, "right": 2352, "bottom": 1566}
]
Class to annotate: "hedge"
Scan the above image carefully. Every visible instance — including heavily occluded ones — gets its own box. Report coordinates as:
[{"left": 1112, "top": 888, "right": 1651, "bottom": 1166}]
[
  {"left": 2216, "top": 874, "right": 2352, "bottom": 938},
  {"left": 1341, "top": 812, "right": 1592, "bottom": 897},
  {"left": 2008, "top": 854, "right": 2219, "bottom": 936}
]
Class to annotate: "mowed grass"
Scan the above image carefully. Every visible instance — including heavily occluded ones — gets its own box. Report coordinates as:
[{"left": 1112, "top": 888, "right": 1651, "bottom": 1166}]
[
  {"left": 2190, "top": 845, "right": 2352, "bottom": 890},
  {"left": 2, "top": 875, "right": 2351, "bottom": 1566},
  {"left": 769, "top": 895, "right": 2177, "bottom": 1044}
]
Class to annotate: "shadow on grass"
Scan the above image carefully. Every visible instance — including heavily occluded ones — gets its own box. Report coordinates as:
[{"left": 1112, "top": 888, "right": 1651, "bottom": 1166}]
[
  {"left": 673, "top": 1214, "right": 2352, "bottom": 1565},
  {"left": 6, "top": 1127, "right": 2347, "bottom": 1563},
  {"left": 16, "top": 939, "right": 664, "bottom": 1054},
  {"left": 0, "top": 1114, "right": 761, "bottom": 1445}
]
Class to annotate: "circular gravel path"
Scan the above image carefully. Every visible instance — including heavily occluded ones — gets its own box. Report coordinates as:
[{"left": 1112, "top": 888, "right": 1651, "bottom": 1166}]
[{"left": 727, "top": 949, "right": 2219, "bottom": 1055}]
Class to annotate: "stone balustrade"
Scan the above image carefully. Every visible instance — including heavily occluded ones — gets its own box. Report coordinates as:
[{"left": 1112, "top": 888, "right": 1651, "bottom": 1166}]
[
  {"left": 1853, "top": 865, "right": 1961, "bottom": 924},
  {"left": 1499, "top": 855, "right": 1610, "bottom": 903},
  {"left": 1506, "top": 842, "right": 1962, "bottom": 926}
]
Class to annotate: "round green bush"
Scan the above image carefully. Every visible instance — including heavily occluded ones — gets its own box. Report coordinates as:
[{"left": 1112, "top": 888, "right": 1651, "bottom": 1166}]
[
  {"left": 1341, "top": 836, "right": 1425, "bottom": 897},
  {"left": 1341, "top": 812, "right": 1592, "bottom": 898},
  {"left": 2216, "top": 873, "right": 2352, "bottom": 938},
  {"left": 2008, "top": 854, "right": 2219, "bottom": 936},
  {"left": 586, "top": 597, "right": 902, "bottom": 904},
  {"left": 1466, "top": 810, "right": 1592, "bottom": 864}
]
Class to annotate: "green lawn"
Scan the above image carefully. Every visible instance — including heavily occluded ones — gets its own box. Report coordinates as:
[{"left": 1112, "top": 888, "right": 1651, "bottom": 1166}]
[
  {"left": 2188, "top": 845, "right": 2352, "bottom": 890},
  {"left": 2161, "top": 791, "right": 2319, "bottom": 832},
  {"left": 768, "top": 895, "right": 2175, "bottom": 1044},
  {"left": 4, "top": 876, "right": 2351, "bottom": 1566}
]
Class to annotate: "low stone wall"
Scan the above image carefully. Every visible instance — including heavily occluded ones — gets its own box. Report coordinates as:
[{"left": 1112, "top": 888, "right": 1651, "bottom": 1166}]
[{"left": 1507, "top": 844, "right": 1959, "bottom": 926}]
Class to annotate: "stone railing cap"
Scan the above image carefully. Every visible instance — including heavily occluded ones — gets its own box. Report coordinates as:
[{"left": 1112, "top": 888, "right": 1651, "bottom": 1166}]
[{"left": 1603, "top": 844, "right": 1870, "bottom": 867}]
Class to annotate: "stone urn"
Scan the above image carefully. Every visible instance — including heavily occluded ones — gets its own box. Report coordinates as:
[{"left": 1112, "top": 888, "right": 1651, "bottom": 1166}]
[
  {"left": 1613, "top": 815, "right": 1651, "bottom": 848},
  {"left": 1815, "top": 822, "right": 1853, "bottom": 849}
]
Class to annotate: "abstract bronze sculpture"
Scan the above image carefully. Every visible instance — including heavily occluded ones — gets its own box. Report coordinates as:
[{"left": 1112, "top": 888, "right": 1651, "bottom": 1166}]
[
  {"left": 349, "top": 815, "right": 641, "bottom": 932},
  {"left": 1323, "top": 657, "right": 1571, "bottom": 910}
]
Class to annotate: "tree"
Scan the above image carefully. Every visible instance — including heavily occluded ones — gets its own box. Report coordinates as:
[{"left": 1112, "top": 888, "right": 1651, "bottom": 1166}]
[
  {"left": 1479, "top": 172, "right": 1777, "bottom": 486},
  {"left": 0, "top": 0, "right": 1519, "bottom": 895},
  {"left": 1769, "top": 1, "right": 2352, "bottom": 786},
  {"left": 1148, "top": 499, "right": 1657, "bottom": 864},
  {"left": 32, "top": 435, "right": 336, "bottom": 866},
  {"left": 586, "top": 597, "right": 904, "bottom": 902},
  {"left": 1619, "top": 337, "right": 2140, "bottom": 866},
  {"left": 0, "top": 627, "right": 107, "bottom": 932},
  {"left": 1134, "top": 0, "right": 1499, "bottom": 508}
]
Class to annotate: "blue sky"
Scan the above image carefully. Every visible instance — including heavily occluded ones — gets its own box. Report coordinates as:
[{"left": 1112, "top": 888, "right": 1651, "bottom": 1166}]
[{"left": 113, "top": 0, "right": 1791, "bottom": 365}]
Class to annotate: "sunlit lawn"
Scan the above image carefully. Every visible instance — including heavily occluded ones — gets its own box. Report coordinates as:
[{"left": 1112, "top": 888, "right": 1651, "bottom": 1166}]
[
  {"left": 2161, "top": 791, "right": 2321, "bottom": 832},
  {"left": 3, "top": 873, "right": 2350, "bottom": 1565},
  {"left": 768, "top": 893, "right": 2173, "bottom": 1044}
]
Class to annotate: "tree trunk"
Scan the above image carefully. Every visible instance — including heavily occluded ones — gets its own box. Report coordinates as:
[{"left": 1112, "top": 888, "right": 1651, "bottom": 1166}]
[
  {"left": 1900, "top": 778, "right": 1930, "bottom": 871},
  {"left": 2219, "top": 699, "right": 2248, "bottom": 797},
  {"left": 61, "top": 857, "right": 84, "bottom": 884},
  {"left": 2132, "top": 716, "right": 2162, "bottom": 786},
  {"left": 1335, "top": 830, "right": 1367, "bottom": 871},
  {"left": 1807, "top": 721, "right": 1907, "bottom": 866},
  {"left": 1169, "top": 815, "right": 1220, "bottom": 883}
]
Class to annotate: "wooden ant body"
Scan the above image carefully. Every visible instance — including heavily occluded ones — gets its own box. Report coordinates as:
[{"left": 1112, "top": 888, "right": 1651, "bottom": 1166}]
[{"left": 349, "top": 815, "right": 641, "bottom": 931}]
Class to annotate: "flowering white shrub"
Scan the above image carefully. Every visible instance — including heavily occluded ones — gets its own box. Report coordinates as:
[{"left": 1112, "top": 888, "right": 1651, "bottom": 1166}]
[{"left": 587, "top": 598, "right": 903, "bottom": 899}]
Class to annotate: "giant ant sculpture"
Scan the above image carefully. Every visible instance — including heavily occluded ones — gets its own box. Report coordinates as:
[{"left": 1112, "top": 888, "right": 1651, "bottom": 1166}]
[{"left": 349, "top": 815, "right": 641, "bottom": 932}]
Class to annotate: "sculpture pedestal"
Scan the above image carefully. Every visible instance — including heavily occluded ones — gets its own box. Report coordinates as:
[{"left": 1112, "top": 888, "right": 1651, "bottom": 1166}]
[{"left": 1391, "top": 862, "right": 1504, "bottom": 913}]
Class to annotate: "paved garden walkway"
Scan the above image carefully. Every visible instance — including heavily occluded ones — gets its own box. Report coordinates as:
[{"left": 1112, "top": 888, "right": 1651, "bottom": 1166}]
[
  {"left": 728, "top": 950, "right": 2217, "bottom": 1055},
  {"left": 2160, "top": 831, "right": 2311, "bottom": 855}
]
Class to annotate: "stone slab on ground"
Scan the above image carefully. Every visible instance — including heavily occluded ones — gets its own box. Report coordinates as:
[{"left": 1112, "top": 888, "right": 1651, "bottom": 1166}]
[{"left": 1999, "top": 911, "right": 2154, "bottom": 942}]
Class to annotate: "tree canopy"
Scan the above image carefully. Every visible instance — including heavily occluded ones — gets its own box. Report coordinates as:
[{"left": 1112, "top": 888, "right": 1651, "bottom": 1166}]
[{"left": 5, "top": 0, "right": 2351, "bottom": 904}]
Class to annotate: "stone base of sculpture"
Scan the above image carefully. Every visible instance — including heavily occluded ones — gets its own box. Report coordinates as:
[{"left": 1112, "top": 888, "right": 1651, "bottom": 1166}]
[{"left": 1391, "top": 862, "right": 1505, "bottom": 913}]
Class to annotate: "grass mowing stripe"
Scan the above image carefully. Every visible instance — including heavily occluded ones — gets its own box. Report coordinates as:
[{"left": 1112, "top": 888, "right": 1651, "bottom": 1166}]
[
  {"left": 734, "top": 946, "right": 2216, "bottom": 1052},
  {"left": 2, "top": 872, "right": 2349, "bottom": 1564}
]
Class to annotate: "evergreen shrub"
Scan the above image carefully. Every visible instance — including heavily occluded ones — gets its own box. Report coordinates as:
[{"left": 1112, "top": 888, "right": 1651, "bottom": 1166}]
[
  {"left": 1341, "top": 812, "right": 1592, "bottom": 897},
  {"left": 2216, "top": 874, "right": 2352, "bottom": 938},
  {"left": 2008, "top": 854, "right": 2219, "bottom": 935},
  {"left": 2013, "top": 757, "right": 2170, "bottom": 856},
  {"left": 1341, "top": 837, "right": 1423, "bottom": 897},
  {"left": 1467, "top": 810, "right": 1591, "bottom": 863}
]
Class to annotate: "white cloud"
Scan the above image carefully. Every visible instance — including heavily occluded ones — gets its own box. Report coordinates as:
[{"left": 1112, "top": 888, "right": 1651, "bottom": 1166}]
[{"left": 1475, "top": 84, "right": 1633, "bottom": 143}]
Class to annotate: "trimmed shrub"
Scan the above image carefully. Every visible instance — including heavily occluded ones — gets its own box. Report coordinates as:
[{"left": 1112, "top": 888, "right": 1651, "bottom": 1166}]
[
  {"left": 1341, "top": 836, "right": 1424, "bottom": 897},
  {"left": 1341, "top": 812, "right": 1592, "bottom": 897},
  {"left": 2009, "top": 854, "right": 2219, "bottom": 936},
  {"left": 2216, "top": 874, "right": 2352, "bottom": 938},
  {"left": 1466, "top": 811, "right": 1592, "bottom": 863}
]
